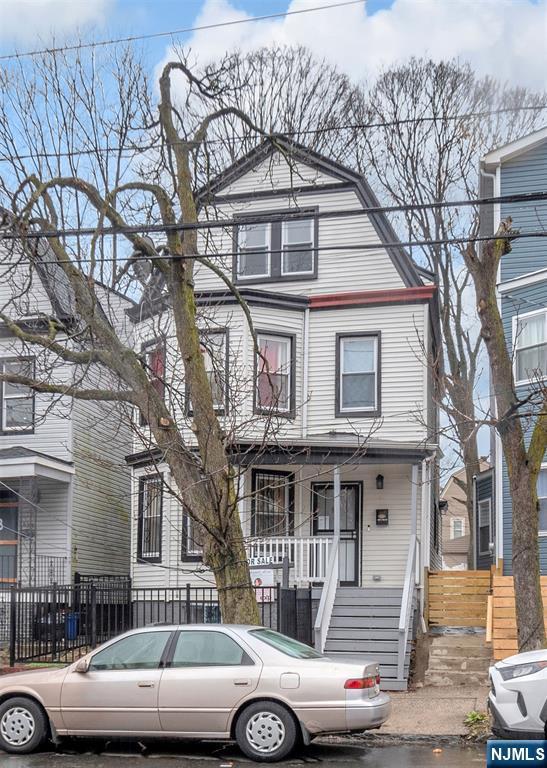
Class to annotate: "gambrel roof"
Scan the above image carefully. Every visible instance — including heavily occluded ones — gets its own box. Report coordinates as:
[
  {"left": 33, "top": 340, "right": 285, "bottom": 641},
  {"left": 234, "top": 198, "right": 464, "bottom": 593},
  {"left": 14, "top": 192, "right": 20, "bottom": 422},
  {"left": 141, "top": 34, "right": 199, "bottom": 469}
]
[{"left": 198, "top": 136, "right": 423, "bottom": 288}]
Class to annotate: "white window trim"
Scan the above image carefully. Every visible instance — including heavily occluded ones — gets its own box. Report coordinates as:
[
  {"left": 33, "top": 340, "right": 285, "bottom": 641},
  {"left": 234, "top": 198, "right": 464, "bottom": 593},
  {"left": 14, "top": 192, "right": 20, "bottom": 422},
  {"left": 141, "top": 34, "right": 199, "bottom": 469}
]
[
  {"left": 339, "top": 336, "right": 378, "bottom": 413},
  {"left": 478, "top": 498, "right": 492, "bottom": 555},
  {"left": 256, "top": 333, "right": 292, "bottom": 414},
  {"left": 512, "top": 308, "right": 547, "bottom": 386},
  {"left": 237, "top": 222, "right": 272, "bottom": 280},
  {"left": 1, "top": 359, "right": 34, "bottom": 433},
  {"left": 539, "top": 463, "right": 547, "bottom": 537},
  {"left": 280, "top": 219, "right": 315, "bottom": 277},
  {"left": 450, "top": 517, "right": 466, "bottom": 540}
]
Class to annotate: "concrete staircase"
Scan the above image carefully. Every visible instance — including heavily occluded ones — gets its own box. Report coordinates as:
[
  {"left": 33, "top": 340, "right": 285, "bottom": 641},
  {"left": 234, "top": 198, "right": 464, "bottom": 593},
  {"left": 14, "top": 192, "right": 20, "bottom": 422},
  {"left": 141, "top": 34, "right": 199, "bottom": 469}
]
[
  {"left": 324, "top": 587, "right": 412, "bottom": 691},
  {"left": 425, "top": 633, "right": 492, "bottom": 686}
]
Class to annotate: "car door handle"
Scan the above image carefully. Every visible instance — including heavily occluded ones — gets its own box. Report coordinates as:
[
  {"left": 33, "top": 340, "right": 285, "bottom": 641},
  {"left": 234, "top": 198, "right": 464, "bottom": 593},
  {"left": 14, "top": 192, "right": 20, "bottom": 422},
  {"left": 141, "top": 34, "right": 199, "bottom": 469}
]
[
  {"left": 137, "top": 681, "right": 155, "bottom": 688},
  {"left": 234, "top": 679, "right": 250, "bottom": 686}
]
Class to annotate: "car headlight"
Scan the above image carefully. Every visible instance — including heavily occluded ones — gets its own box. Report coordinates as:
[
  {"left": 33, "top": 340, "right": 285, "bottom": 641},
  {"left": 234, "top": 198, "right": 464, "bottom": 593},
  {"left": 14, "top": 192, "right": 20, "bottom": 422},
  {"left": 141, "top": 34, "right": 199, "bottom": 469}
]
[{"left": 499, "top": 661, "right": 547, "bottom": 680}]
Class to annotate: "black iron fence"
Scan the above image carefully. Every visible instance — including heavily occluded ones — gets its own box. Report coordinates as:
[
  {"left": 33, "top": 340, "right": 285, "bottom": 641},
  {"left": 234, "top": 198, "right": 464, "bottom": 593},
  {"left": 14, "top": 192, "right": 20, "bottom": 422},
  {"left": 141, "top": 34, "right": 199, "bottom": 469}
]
[
  {"left": 0, "top": 555, "right": 67, "bottom": 587},
  {"left": 1, "top": 581, "right": 313, "bottom": 665}
]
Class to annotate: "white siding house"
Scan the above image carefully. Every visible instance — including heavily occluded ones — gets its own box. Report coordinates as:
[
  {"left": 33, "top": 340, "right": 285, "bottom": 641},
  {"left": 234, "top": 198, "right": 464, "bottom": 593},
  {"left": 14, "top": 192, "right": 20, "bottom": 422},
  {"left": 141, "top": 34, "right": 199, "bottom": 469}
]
[
  {"left": 126, "top": 140, "right": 441, "bottom": 689},
  {"left": 0, "top": 218, "right": 132, "bottom": 587}
]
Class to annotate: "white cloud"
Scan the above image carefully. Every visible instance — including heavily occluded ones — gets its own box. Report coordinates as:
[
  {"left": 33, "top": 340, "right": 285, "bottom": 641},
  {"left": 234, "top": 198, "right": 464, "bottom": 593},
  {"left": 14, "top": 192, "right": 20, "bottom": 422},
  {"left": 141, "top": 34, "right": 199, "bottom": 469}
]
[
  {"left": 0, "top": 0, "right": 111, "bottom": 44},
  {"left": 169, "top": 0, "right": 547, "bottom": 90}
]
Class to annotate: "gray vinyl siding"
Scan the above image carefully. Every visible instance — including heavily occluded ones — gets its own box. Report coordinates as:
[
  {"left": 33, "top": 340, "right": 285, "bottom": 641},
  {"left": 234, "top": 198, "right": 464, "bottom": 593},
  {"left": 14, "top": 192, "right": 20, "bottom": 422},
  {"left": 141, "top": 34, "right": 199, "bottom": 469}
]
[
  {"left": 499, "top": 139, "right": 547, "bottom": 282},
  {"left": 475, "top": 471, "right": 494, "bottom": 571},
  {"left": 501, "top": 280, "right": 547, "bottom": 575},
  {"left": 70, "top": 398, "right": 131, "bottom": 577}
]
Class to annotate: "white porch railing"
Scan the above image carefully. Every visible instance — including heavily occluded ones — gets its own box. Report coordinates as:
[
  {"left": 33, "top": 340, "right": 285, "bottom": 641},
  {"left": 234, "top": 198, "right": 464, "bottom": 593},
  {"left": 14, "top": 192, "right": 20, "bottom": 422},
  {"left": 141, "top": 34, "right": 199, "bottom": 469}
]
[
  {"left": 245, "top": 536, "right": 333, "bottom": 582},
  {"left": 397, "top": 533, "right": 419, "bottom": 680}
]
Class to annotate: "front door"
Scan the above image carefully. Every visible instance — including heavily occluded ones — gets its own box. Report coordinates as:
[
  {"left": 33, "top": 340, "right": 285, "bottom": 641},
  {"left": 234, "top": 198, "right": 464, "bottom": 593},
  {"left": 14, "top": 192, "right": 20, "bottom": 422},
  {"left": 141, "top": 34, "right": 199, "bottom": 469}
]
[
  {"left": 312, "top": 482, "right": 361, "bottom": 586},
  {"left": 60, "top": 629, "right": 172, "bottom": 734},
  {"left": 0, "top": 491, "right": 18, "bottom": 585}
]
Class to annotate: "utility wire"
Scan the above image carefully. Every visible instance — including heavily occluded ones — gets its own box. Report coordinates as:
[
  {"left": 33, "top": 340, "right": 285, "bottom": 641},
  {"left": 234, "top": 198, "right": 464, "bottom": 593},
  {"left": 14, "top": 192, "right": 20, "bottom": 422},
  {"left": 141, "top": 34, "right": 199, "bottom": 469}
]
[
  {"left": 1, "top": 231, "right": 547, "bottom": 269},
  {"left": 1, "top": 189, "right": 545, "bottom": 242},
  {"left": 2, "top": 105, "right": 546, "bottom": 161},
  {"left": 0, "top": 1, "right": 364, "bottom": 62}
]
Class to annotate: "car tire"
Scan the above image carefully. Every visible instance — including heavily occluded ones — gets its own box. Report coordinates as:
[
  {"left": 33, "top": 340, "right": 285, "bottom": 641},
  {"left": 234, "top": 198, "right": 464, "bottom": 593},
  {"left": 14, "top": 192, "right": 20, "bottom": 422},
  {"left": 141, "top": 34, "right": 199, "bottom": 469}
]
[
  {"left": 0, "top": 697, "right": 48, "bottom": 754},
  {"left": 235, "top": 701, "right": 298, "bottom": 762}
]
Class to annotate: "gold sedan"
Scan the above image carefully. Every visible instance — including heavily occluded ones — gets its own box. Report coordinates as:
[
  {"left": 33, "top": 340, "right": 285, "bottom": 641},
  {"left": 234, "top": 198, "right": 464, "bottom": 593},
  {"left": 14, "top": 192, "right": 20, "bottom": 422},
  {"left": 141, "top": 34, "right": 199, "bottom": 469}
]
[{"left": 0, "top": 625, "right": 390, "bottom": 762}]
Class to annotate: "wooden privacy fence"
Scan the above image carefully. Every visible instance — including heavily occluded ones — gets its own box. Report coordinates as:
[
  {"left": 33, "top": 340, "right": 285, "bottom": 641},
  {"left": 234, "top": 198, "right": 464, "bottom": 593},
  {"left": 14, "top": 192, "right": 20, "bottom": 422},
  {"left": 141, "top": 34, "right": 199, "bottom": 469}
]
[
  {"left": 491, "top": 575, "right": 547, "bottom": 660},
  {"left": 428, "top": 570, "right": 490, "bottom": 627}
]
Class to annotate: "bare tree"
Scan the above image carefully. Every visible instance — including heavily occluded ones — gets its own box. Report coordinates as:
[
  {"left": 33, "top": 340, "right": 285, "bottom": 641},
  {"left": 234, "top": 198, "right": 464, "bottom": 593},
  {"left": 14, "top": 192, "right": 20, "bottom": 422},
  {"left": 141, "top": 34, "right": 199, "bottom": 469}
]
[
  {"left": 464, "top": 221, "right": 545, "bottom": 651},
  {"left": 353, "top": 58, "right": 546, "bottom": 562},
  {"left": 0, "top": 45, "right": 327, "bottom": 624}
]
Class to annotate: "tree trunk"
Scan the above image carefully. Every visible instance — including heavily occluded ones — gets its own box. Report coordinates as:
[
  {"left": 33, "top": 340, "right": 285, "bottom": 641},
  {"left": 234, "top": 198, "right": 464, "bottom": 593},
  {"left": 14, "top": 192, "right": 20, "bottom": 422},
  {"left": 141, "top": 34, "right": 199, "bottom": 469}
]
[{"left": 469, "top": 231, "right": 545, "bottom": 651}]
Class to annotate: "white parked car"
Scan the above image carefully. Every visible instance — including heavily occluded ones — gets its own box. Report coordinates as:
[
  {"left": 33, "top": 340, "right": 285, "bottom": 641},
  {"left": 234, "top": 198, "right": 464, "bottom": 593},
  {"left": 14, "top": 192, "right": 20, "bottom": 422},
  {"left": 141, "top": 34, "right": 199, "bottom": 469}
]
[{"left": 489, "top": 650, "right": 547, "bottom": 739}]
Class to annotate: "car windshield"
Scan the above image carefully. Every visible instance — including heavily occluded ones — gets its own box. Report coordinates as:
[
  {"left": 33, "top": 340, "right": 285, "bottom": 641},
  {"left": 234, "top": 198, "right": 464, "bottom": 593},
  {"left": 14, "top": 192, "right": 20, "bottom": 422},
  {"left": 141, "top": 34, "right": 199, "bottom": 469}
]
[{"left": 249, "top": 629, "right": 323, "bottom": 659}]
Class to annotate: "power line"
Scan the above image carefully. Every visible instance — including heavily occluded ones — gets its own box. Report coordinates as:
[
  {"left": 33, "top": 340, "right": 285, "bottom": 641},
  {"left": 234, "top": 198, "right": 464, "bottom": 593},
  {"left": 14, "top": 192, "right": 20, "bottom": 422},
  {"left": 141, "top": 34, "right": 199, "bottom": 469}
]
[
  {"left": 1, "top": 188, "right": 546, "bottom": 242},
  {"left": 1, "top": 231, "right": 546, "bottom": 269},
  {"left": 2, "top": 104, "right": 546, "bottom": 162},
  {"left": 0, "top": 0, "right": 363, "bottom": 62}
]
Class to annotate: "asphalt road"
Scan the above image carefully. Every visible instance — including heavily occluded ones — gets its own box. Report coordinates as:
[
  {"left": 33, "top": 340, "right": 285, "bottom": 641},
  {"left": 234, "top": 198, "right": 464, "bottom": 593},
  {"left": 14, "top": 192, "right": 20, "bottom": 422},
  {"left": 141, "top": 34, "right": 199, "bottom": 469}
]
[{"left": 1, "top": 740, "right": 486, "bottom": 767}]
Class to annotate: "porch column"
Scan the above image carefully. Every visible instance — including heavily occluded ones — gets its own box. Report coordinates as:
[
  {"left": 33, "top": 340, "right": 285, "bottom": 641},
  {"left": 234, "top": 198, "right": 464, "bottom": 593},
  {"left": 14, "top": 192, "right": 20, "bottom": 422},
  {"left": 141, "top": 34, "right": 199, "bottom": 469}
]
[
  {"left": 18, "top": 477, "right": 38, "bottom": 587},
  {"left": 333, "top": 466, "right": 341, "bottom": 539}
]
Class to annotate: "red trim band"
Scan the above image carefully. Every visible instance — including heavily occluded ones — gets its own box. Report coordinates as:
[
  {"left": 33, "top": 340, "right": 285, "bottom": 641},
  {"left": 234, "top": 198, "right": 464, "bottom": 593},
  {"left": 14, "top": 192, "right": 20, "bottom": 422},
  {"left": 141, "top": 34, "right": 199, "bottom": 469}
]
[{"left": 309, "top": 284, "right": 436, "bottom": 310}]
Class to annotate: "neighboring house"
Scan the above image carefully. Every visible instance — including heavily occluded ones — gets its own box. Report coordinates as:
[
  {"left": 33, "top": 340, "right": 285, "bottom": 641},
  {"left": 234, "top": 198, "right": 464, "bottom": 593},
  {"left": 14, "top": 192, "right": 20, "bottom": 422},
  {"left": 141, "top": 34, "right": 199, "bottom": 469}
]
[
  {"left": 126, "top": 138, "right": 441, "bottom": 690},
  {"left": 0, "top": 219, "right": 133, "bottom": 588},
  {"left": 474, "top": 466, "right": 495, "bottom": 571},
  {"left": 481, "top": 125, "right": 547, "bottom": 576},
  {"left": 440, "top": 467, "right": 471, "bottom": 569},
  {"left": 440, "top": 461, "right": 492, "bottom": 570}
]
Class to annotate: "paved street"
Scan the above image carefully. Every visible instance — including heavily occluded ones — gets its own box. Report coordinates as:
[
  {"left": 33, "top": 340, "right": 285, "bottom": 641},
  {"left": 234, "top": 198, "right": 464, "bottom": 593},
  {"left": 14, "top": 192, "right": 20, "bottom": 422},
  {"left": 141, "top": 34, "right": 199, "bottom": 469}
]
[{"left": 1, "top": 741, "right": 485, "bottom": 767}]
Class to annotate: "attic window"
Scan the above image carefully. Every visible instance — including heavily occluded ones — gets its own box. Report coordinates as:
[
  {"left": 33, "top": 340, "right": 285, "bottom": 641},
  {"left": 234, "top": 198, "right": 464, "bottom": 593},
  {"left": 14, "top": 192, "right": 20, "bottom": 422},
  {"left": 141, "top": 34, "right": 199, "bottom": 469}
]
[{"left": 235, "top": 212, "right": 317, "bottom": 283}]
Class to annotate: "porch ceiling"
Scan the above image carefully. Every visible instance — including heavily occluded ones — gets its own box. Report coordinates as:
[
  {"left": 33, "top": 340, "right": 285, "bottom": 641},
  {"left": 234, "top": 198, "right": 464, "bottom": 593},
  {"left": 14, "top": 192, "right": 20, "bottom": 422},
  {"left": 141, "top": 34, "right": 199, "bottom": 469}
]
[{"left": 0, "top": 447, "right": 74, "bottom": 483}]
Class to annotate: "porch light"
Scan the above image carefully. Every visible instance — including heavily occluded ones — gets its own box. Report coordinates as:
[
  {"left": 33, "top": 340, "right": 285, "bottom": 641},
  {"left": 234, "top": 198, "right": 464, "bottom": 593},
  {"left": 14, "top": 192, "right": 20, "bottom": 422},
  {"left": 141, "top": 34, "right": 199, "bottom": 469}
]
[{"left": 376, "top": 474, "right": 384, "bottom": 490}]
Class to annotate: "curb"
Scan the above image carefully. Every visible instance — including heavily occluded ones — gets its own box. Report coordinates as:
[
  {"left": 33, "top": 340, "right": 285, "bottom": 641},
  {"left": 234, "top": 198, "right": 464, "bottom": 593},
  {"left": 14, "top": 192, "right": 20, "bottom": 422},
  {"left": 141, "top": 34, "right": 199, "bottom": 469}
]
[{"left": 322, "top": 732, "right": 491, "bottom": 747}]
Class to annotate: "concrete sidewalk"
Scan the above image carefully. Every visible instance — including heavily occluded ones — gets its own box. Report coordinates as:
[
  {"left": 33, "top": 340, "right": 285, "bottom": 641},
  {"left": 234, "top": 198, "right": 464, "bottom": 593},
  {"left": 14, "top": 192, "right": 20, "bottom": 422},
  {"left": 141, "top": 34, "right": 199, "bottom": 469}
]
[{"left": 378, "top": 685, "right": 490, "bottom": 737}]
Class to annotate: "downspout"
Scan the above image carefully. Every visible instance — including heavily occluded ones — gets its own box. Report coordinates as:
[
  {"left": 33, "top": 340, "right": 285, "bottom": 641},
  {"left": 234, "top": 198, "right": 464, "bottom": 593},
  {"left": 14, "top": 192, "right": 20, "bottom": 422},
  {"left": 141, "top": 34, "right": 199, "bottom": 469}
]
[{"left": 301, "top": 306, "right": 310, "bottom": 438}]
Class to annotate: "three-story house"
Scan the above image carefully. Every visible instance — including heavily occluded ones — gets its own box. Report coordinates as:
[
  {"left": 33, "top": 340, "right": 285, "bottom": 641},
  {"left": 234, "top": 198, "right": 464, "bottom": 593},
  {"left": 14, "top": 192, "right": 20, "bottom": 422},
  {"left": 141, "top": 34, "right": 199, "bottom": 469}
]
[{"left": 126, "top": 139, "right": 441, "bottom": 689}]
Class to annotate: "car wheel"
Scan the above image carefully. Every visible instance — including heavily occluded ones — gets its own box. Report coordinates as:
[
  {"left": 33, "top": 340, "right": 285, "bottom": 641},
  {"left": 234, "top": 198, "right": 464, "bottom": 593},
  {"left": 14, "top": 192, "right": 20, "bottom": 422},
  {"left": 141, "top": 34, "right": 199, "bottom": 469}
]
[
  {"left": 0, "top": 697, "right": 48, "bottom": 754},
  {"left": 235, "top": 701, "right": 297, "bottom": 762}
]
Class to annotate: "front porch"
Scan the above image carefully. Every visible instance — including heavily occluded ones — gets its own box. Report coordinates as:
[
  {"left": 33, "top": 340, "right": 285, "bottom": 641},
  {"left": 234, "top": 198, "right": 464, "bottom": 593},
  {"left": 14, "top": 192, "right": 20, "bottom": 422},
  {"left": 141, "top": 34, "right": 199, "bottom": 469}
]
[
  {"left": 237, "top": 438, "right": 436, "bottom": 690},
  {"left": 0, "top": 448, "right": 73, "bottom": 587}
]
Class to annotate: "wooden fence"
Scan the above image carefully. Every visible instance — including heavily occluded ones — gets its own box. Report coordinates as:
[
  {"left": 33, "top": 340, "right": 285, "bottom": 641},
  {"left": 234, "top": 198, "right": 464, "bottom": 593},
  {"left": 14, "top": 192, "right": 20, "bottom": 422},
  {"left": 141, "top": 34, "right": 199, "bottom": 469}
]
[
  {"left": 428, "top": 570, "right": 491, "bottom": 627},
  {"left": 491, "top": 575, "right": 547, "bottom": 660}
]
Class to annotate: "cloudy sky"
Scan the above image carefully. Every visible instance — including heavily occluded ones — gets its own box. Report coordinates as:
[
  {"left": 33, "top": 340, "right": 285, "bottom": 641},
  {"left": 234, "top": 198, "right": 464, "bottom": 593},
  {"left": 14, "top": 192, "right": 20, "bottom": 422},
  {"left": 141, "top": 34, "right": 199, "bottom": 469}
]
[{"left": 0, "top": 0, "right": 545, "bottom": 90}]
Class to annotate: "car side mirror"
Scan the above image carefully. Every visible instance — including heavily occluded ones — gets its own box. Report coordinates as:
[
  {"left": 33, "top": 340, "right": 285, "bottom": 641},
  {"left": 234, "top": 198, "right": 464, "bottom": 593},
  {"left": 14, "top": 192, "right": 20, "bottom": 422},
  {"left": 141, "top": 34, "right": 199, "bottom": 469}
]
[{"left": 74, "top": 658, "right": 90, "bottom": 674}]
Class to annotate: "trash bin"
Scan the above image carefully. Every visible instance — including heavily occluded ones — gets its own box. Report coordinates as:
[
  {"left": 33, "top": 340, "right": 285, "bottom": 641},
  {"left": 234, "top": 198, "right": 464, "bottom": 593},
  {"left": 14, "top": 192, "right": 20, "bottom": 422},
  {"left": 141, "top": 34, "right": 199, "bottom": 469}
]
[{"left": 65, "top": 612, "right": 79, "bottom": 641}]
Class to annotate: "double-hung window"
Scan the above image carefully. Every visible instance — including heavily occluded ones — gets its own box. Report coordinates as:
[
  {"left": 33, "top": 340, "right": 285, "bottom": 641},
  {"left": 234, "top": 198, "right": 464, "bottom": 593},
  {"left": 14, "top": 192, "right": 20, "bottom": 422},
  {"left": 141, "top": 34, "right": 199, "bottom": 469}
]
[
  {"left": 138, "top": 475, "right": 163, "bottom": 562},
  {"left": 478, "top": 499, "right": 492, "bottom": 554},
  {"left": 514, "top": 312, "right": 547, "bottom": 384},
  {"left": 256, "top": 333, "right": 294, "bottom": 415},
  {"left": 251, "top": 470, "right": 294, "bottom": 537},
  {"left": 281, "top": 219, "right": 314, "bottom": 275},
  {"left": 1, "top": 359, "right": 34, "bottom": 432},
  {"left": 451, "top": 517, "right": 466, "bottom": 540},
  {"left": 181, "top": 508, "right": 204, "bottom": 561},
  {"left": 336, "top": 334, "right": 380, "bottom": 417},
  {"left": 537, "top": 469, "right": 547, "bottom": 536},
  {"left": 238, "top": 223, "right": 271, "bottom": 279},
  {"left": 139, "top": 341, "right": 165, "bottom": 425},
  {"left": 201, "top": 332, "right": 228, "bottom": 413},
  {"left": 236, "top": 213, "right": 316, "bottom": 282}
]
